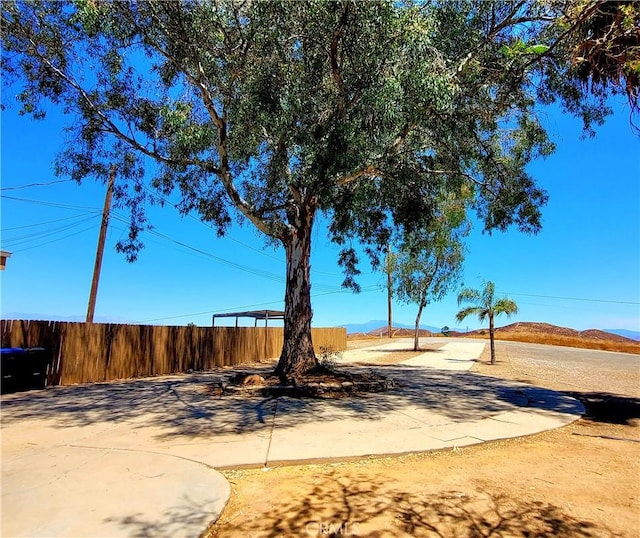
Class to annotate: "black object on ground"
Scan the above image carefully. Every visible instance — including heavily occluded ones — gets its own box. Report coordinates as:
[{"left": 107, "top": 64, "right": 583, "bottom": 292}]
[{"left": 1, "top": 347, "right": 52, "bottom": 394}]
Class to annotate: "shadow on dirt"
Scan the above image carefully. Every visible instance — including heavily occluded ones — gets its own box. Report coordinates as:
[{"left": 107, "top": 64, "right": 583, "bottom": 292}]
[
  {"left": 212, "top": 470, "right": 620, "bottom": 538},
  {"left": 564, "top": 391, "right": 640, "bottom": 426}
]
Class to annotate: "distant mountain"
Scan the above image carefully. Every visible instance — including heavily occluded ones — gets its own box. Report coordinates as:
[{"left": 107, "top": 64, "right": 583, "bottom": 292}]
[
  {"left": 604, "top": 329, "right": 640, "bottom": 341},
  {"left": 2, "top": 312, "right": 130, "bottom": 324},
  {"left": 342, "top": 319, "right": 640, "bottom": 343},
  {"left": 340, "top": 320, "right": 393, "bottom": 334},
  {"left": 341, "top": 319, "right": 453, "bottom": 335}
]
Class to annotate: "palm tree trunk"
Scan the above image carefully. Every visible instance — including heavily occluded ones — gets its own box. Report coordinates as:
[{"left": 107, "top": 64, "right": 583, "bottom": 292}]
[{"left": 489, "top": 312, "right": 496, "bottom": 364}]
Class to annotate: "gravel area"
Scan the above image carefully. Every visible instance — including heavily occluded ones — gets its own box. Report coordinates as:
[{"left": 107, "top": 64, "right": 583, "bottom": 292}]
[
  {"left": 472, "top": 340, "right": 640, "bottom": 398},
  {"left": 346, "top": 337, "right": 389, "bottom": 350},
  {"left": 346, "top": 337, "right": 640, "bottom": 398}
]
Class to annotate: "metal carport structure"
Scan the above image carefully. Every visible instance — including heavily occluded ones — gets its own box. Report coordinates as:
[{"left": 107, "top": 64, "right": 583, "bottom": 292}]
[{"left": 211, "top": 309, "right": 285, "bottom": 327}]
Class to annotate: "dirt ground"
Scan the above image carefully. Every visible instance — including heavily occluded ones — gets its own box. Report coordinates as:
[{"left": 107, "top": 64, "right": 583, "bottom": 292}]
[{"left": 208, "top": 340, "right": 640, "bottom": 538}]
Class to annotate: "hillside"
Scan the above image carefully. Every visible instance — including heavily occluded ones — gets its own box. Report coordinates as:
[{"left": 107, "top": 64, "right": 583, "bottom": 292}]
[
  {"left": 348, "top": 321, "right": 640, "bottom": 354},
  {"left": 454, "top": 321, "right": 640, "bottom": 354}
]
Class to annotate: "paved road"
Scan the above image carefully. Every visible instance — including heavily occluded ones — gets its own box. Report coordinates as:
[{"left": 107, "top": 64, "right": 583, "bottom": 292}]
[
  {"left": 345, "top": 336, "right": 640, "bottom": 397},
  {"left": 496, "top": 340, "right": 640, "bottom": 397}
]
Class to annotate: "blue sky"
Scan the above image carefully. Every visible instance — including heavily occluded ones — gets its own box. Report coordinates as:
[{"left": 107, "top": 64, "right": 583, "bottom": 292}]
[{"left": 1, "top": 95, "right": 639, "bottom": 332}]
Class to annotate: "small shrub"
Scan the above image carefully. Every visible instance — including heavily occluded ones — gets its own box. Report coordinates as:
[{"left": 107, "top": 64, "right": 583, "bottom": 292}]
[{"left": 318, "top": 345, "right": 342, "bottom": 371}]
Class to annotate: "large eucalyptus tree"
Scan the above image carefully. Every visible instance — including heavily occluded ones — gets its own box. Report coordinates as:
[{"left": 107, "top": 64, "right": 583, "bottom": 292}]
[{"left": 1, "top": 1, "right": 616, "bottom": 376}]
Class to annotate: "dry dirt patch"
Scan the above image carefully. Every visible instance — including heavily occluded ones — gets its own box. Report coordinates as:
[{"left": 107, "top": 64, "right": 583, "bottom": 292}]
[
  {"left": 209, "top": 417, "right": 639, "bottom": 537},
  {"left": 207, "top": 341, "right": 640, "bottom": 538}
]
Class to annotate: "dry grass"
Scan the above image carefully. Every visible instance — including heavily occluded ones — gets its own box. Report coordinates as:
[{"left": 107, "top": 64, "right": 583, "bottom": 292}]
[
  {"left": 346, "top": 337, "right": 390, "bottom": 350},
  {"left": 464, "top": 331, "right": 640, "bottom": 354}
]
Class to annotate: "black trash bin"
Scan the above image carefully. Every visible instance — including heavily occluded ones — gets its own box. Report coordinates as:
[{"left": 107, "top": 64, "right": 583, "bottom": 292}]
[
  {"left": 1, "top": 348, "right": 27, "bottom": 394},
  {"left": 25, "top": 347, "right": 52, "bottom": 390},
  {"left": 1, "top": 347, "right": 52, "bottom": 393}
]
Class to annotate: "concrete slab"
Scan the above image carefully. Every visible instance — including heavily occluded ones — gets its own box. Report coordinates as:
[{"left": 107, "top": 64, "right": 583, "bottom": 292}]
[
  {"left": 256, "top": 362, "right": 584, "bottom": 464},
  {"left": 335, "top": 339, "right": 432, "bottom": 364},
  {"left": 400, "top": 341, "right": 486, "bottom": 370},
  {"left": 1, "top": 443, "right": 230, "bottom": 538}
]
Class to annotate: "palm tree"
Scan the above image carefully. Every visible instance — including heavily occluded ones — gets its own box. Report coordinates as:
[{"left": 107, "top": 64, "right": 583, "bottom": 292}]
[{"left": 456, "top": 281, "right": 518, "bottom": 365}]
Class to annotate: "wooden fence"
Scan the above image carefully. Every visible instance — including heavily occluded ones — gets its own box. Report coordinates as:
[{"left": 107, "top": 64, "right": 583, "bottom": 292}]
[{"left": 0, "top": 320, "right": 346, "bottom": 386}]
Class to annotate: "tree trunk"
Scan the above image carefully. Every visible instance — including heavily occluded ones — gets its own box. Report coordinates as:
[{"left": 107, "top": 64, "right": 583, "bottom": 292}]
[
  {"left": 387, "top": 244, "right": 393, "bottom": 338},
  {"left": 489, "top": 312, "right": 496, "bottom": 364},
  {"left": 274, "top": 203, "right": 318, "bottom": 378},
  {"left": 413, "top": 301, "right": 425, "bottom": 352}
]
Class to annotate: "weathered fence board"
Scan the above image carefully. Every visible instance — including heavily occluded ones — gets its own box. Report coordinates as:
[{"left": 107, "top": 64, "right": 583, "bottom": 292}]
[{"left": 0, "top": 320, "right": 346, "bottom": 386}]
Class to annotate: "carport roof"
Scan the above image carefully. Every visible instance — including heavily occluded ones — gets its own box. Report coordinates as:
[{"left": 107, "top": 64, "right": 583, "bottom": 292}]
[
  {"left": 212, "top": 309, "right": 284, "bottom": 320},
  {"left": 211, "top": 309, "right": 284, "bottom": 326}
]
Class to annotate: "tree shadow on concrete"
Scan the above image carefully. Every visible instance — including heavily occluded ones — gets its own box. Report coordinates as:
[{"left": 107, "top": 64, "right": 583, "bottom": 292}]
[
  {"left": 109, "top": 494, "right": 217, "bottom": 538},
  {"left": 0, "top": 365, "right": 583, "bottom": 441},
  {"left": 214, "top": 471, "right": 620, "bottom": 537},
  {"left": 356, "top": 348, "right": 442, "bottom": 354}
]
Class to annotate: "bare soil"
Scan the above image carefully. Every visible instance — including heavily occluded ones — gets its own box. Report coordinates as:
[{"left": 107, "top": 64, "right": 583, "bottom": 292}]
[
  {"left": 208, "top": 339, "right": 640, "bottom": 538},
  {"left": 220, "top": 368, "right": 395, "bottom": 399}
]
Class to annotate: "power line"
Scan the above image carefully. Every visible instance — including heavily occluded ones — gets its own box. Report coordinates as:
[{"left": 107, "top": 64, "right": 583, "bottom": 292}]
[
  {"left": 2, "top": 214, "right": 100, "bottom": 247},
  {"left": 109, "top": 213, "right": 287, "bottom": 284},
  {"left": 10, "top": 223, "right": 100, "bottom": 253},
  {"left": 1, "top": 179, "right": 369, "bottom": 278},
  {"left": 500, "top": 291, "right": 639, "bottom": 306},
  {"left": 0, "top": 179, "right": 75, "bottom": 191},
  {"left": 132, "top": 300, "right": 284, "bottom": 324},
  {"left": 513, "top": 300, "right": 635, "bottom": 314},
  {"left": 5, "top": 192, "right": 635, "bottom": 307},
  {"left": 139, "top": 185, "right": 286, "bottom": 262},
  {"left": 1, "top": 189, "right": 361, "bottom": 280},
  {"left": 108, "top": 215, "right": 342, "bottom": 292},
  {"left": 1, "top": 194, "right": 102, "bottom": 212},
  {"left": 1, "top": 213, "right": 98, "bottom": 231},
  {"left": 3, "top": 192, "right": 348, "bottom": 295},
  {"left": 130, "top": 285, "right": 380, "bottom": 324},
  {"left": 138, "top": 184, "right": 359, "bottom": 277},
  {"left": 2, "top": 192, "right": 292, "bottom": 287}
]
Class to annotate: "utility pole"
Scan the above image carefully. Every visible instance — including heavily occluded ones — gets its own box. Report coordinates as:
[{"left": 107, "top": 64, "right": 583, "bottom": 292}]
[
  {"left": 86, "top": 166, "right": 115, "bottom": 323},
  {"left": 387, "top": 243, "right": 392, "bottom": 338}
]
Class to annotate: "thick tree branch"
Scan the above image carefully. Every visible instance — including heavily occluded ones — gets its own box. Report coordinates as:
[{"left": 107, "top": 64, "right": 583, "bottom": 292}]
[{"left": 335, "top": 165, "right": 382, "bottom": 186}]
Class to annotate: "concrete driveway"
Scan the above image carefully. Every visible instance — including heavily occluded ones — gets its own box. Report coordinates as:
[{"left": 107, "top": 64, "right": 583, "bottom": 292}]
[{"left": 1, "top": 339, "right": 592, "bottom": 537}]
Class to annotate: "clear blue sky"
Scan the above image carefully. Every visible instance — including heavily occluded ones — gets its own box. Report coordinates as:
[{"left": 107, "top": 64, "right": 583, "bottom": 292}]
[{"left": 1, "top": 95, "right": 639, "bottom": 332}]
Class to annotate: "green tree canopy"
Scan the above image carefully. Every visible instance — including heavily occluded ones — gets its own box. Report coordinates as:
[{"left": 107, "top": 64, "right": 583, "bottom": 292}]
[
  {"left": 392, "top": 193, "right": 468, "bottom": 351},
  {"left": 1, "top": 1, "right": 619, "bottom": 375}
]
